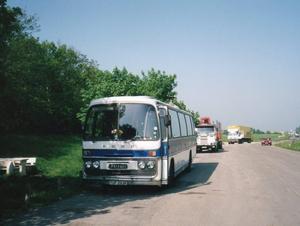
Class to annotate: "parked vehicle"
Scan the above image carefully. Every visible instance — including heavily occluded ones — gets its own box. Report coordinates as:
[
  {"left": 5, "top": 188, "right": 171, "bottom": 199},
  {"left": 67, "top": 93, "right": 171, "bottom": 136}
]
[
  {"left": 227, "top": 125, "right": 252, "bottom": 144},
  {"left": 195, "top": 117, "right": 222, "bottom": 152},
  {"left": 82, "top": 96, "right": 196, "bottom": 186},
  {"left": 261, "top": 138, "right": 272, "bottom": 146}
]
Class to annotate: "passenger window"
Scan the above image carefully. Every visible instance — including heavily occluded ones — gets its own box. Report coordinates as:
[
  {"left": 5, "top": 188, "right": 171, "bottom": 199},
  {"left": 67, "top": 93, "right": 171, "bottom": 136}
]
[
  {"left": 169, "top": 110, "right": 181, "bottom": 138},
  {"left": 189, "top": 116, "right": 195, "bottom": 135},
  {"left": 168, "top": 126, "right": 172, "bottom": 138},
  {"left": 159, "top": 109, "right": 167, "bottom": 140},
  {"left": 185, "top": 115, "right": 192, "bottom": 136},
  {"left": 178, "top": 113, "right": 187, "bottom": 136}
]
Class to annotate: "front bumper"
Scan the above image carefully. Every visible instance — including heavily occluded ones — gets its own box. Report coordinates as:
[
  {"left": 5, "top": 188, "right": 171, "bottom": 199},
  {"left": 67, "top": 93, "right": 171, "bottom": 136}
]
[
  {"left": 82, "top": 174, "right": 162, "bottom": 186},
  {"left": 82, "top": 158, "right": 162, "bottom": 186},
  {"left": 197, "top": 144, "right": 216, "bottom": 149}
]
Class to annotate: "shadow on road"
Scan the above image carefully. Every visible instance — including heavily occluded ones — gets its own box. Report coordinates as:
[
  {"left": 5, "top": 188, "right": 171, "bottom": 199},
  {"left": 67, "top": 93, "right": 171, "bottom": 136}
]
[
  {"left": 196, "top": 148, "right": 228, "bottom": 154},
  {"left": 4, "top": 162, "right": 218, "bottom": 226}
]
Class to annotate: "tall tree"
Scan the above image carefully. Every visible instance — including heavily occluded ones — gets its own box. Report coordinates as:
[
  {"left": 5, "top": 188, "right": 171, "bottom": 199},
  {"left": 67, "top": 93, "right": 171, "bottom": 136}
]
[
  {"left": 0, "top": 0, "right": 37, "bottom": 132},
  {"left": 3, "top": 36, "right": 94, "bottom": 132},
  {"left": 138, "top": 69, "right": 177, "bottom": 102},
  {"left": 78, "top": 67, "right": 140, "bottom": 122}
]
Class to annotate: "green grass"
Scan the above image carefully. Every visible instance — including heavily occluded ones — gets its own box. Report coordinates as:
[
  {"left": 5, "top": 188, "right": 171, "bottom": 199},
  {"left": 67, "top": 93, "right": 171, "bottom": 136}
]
[
  {"left": 252, "top": 133, "right": 288, "bottom": 142},
  {"left": 1, "top": 134, "right": 82, "bottom": 177},
  {"left": 0, "top": 135, "right": 83, "bottom": 218},
  {"left": 275, "top": 140, "right": 300, "bottom": 151}
]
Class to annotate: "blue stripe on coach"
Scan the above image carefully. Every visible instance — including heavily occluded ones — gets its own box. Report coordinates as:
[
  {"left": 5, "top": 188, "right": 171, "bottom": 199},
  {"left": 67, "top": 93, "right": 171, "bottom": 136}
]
[{"left": 83, "top": 149, "right": 162, "bottom": 157}]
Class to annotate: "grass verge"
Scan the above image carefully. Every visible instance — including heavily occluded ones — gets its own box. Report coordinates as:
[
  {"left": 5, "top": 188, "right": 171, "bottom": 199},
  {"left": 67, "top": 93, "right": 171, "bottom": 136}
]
[
  {"left": 275, "top": 140, "right": 300, "bottom": 152},
  {"left": 252, "top": 133, "right": 288, "bottom": 142},
  {"left": 0, "top": 135, "right": 83, "bottom": 219}
]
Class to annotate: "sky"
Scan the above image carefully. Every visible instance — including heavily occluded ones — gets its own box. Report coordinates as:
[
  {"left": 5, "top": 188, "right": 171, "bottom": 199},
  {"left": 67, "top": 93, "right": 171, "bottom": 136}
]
[{"left": 8, "top": 0, "right": 300, "bottom": 131}]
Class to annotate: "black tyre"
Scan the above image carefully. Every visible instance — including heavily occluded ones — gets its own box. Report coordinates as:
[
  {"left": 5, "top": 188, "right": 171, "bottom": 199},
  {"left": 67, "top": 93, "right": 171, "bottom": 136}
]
[
  {"left": 186, "top": 152, "right": 192, "bottom": 172},
  {"left": 219, "top": 142, "right": 223, "bottom": 150},
  {"left": 167, "top": 160, "right": 175, "bottom": 186},
  {"left": 197, "top": 147, "right": 202, "bottom": 153}
]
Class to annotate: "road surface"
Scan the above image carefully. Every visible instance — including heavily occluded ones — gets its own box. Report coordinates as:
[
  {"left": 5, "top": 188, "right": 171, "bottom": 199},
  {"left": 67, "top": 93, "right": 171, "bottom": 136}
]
[{"left": 4, "top": 143, "right": 300, "bottom": 226}]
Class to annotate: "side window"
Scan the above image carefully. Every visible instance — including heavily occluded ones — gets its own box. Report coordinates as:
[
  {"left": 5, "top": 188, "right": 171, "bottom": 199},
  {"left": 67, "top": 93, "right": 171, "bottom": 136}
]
[
  {"left": 189, "top": 116, "right": 195, "bottom": 135},
  {"left": 159, "top": 108, "right": 167, "bottom": 140},
  {"left": 178, "top": 113, "right": 187, "bottom": 136},
  {"left": 84, "top": 108, "right": 95, "bottom": 139},
  {"left": 185, "top": 114, "right": 192, "bottom": 136},
  {"left": 169, "top": 110, "right": 181, "bottom": 138},
  {"left": 168, "top": 126, "right": 172, "bottom": 138}
]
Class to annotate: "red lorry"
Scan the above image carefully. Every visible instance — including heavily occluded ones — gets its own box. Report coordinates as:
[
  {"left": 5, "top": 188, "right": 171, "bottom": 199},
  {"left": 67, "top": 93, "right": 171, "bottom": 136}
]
[{"left": 195, "top": 117, "right": 223, "bottom": 152}]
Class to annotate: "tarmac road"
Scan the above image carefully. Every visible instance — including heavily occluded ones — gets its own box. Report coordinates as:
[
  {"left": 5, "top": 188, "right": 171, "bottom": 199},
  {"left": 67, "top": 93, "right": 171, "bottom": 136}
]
[{"left": 4, "top": 143, "right": 300, "bottom": 226}]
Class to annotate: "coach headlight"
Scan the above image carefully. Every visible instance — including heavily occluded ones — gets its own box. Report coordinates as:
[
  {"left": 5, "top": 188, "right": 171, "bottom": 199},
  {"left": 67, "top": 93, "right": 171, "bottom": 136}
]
[
  {"left": 92, "top": 161, "right": 100, "bottom": 168},
  {"left": 146, "top": 161, "right": 155, "bottom": 169},
  {"left": 138, "top": 161, "right": 146, "bottom": 169},
  {"left": 85, "top": 161, "right": 92, "bottom": 169}
]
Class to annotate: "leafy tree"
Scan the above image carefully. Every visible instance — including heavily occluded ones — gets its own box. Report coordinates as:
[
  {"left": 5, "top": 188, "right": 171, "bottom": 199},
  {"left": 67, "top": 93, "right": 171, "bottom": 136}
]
[
  {"left": 0, "top": 2, "right": 95, "bottom": 133},
  {"left": 3, "top": 36, "right": 93, "bottom": 133},
  {"left": 0, "top": 0, "right": 22, "bottom": 117},
  {"left": 0, "top": 0, "right": 22, "bottom": 55},
  {"left": 34, "top": 42, "right": 92, "bottom": 132},
  {"left": 172, "top": 99, "right": 187, "bottom": 110},
  {"left": 138, "top": 69, "right": 177, "bottom": 102},
  {"left": 78, "top": 68, "right": 180, "bottom": 122},
  {"left": 78, "top": 67, "right": 141, "bottom": 122},
  {"left": 190, "top": 111, "right": 200, "bottom": 125},
  {"left": 0, "top": 0, "right": 37, "bottom": 132},
  {"left": 78, "top": 67, "right": 200, "bottom": 126},
  {"left": 0, "top": 0, "right": 37, "bottom": 88}
]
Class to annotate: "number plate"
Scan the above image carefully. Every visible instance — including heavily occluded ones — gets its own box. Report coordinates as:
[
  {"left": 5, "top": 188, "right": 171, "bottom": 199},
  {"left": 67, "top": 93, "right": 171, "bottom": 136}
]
[
  {"left": 108, "top": 180, "right": 128, "bottom": 186},
  {"left": 108, "top": 163, "right": 128, "bottom": 170}
]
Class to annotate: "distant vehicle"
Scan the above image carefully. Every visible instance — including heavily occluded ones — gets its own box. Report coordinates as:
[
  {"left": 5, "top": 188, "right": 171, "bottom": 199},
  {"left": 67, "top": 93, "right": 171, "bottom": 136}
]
[
  {"left": 195, "top": 117, "right": 222, "bottom": 152},
  {"left": 261, "top": 138, "right": 272, "bottom": 146},
  {"left": 227, "top": 125, "right": 252, "bottom": 144},
  {"left": 82, "top": 96, "right": 196, "bottom": 186}
]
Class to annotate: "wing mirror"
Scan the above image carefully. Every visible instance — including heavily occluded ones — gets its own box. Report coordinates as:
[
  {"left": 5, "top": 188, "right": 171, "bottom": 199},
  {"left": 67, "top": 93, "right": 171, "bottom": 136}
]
[{"left": 164, "top": 115, "right": 171, "bottom": 127}]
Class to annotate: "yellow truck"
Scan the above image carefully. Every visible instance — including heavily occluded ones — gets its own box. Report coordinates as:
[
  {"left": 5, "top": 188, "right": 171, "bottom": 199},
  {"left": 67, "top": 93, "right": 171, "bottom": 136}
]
[{"left": 227, "top": 125, "right": 252, "bottom": 144}]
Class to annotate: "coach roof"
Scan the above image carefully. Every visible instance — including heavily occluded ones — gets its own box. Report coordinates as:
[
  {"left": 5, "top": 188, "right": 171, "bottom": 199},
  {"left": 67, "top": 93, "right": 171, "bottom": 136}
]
[
  {"left": 90, "top": 96, "right": 158, "bottom": 106},
  {"left": 89, "top": 96, "right": 191, "bottom": 116}
]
